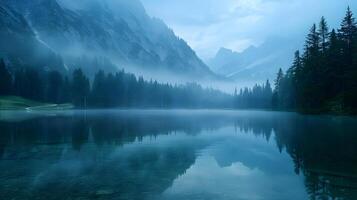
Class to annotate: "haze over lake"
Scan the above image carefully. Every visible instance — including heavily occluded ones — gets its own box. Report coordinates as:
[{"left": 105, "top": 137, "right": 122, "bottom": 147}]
[
  {"left": 1, "top": 1, "right": 357, "bottom": 199},
  {"left": 0, "top": 110, "right": 356, "bottom": 200}
]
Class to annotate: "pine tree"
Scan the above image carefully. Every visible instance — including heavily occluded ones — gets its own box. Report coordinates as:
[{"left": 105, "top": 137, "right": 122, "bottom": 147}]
[
  {"left": 90, "top": 70, "right": 107, "bottom": 107},
  {"left": 13, "top": 70, "right": 25, "bottom": 97},
  {"left": 264, "top": 80, "right": 273, "bottom": 108},
  {"left": 338, "top": 6, "right": 357, "bottom": 65},
  {"left": 284, "top": 51, "right": 301, "bottom": 108},
  {"left": 272, "top": 68, "right": 284, "bottom": 108},
  {"left": 46, "top": 71, "right": 64, "bottom": 103},
  {"left": 71, "top": 69, "right": 90, "bottom": 108},
  {"left": 274, "top": 68, "right": 284, "bottom": 93},
  {"left": 291, "top": 51, "right": 302, "bottom": 79},
  {"left": 302, "top": 24, "right": 324, "bottom": 110},
  {"left": 0, "top": 59, "right": 12, "bottom": 95},
  {"left": 305, "top": 24, "right": 320, "bottom": 59},
  {"left": 61, "top": 76, "right": 71, "bottom": 103},
  {"left": 264, "top": 80, "right": 273, "bottom": 97},
  {"left": 318, "top": 17, "right": 330, "bottom": 54},
  {"left": 318, "top": 18, "right": 330, "bottom": 107},
  {"left": 326, "top": 29, "right": 342, "bottom": 98},
  {"left": 25, "top": 69, "right": 43, "bottom": 101},
  {"left": 338, "top": 7, "right": 357, "bottom": 111}
]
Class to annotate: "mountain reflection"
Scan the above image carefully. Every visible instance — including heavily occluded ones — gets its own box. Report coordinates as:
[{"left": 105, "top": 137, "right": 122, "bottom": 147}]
[{"left": 0, "top": 110, "right": 356, "bottom": 200}]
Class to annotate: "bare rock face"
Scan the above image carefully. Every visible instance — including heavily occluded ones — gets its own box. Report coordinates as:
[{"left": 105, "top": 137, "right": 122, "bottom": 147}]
[{"left": 0, "top": 4, "right": 65, "bottom": 73}]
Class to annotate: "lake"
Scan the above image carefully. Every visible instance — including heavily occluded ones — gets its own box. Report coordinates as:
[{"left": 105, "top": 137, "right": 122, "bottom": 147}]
[{"left": 0, "top": 110, "right": 357, "bottom": 200}]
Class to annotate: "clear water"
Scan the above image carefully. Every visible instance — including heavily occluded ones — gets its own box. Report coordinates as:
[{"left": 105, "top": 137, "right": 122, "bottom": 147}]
[{"left": 0, "top": 110, "right": 357, "bottom": 200}]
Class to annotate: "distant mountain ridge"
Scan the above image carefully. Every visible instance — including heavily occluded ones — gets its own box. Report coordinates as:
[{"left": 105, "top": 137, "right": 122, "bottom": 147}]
[
  {"left": 0, "top": 0, "right": 214, "bottom": 79},
  {"left": 208, "top": 37, "right": 302, "bottom": 83}
]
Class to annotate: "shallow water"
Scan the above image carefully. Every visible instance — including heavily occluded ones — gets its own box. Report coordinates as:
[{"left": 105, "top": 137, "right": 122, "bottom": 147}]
[{"left": 0, "top": 110, "right": 357, "bottom": 200}]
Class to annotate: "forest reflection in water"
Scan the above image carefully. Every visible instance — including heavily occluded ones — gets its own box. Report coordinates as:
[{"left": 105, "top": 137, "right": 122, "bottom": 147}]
[{"left": 0, "top": 110, "right": 356, "bottom": 200}]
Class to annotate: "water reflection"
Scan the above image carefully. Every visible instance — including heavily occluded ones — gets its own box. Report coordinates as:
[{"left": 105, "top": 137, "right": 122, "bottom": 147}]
[{"left": 0, "top": 110, "right": 356, "bottom": 200}]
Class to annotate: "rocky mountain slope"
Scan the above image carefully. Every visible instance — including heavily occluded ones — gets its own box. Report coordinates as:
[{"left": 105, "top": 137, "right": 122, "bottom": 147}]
[
  {"left": 0, "top": 4, "right": 64, "bottom": 72},
  {"left": 1, "top": 0, "right": 213, "bottom": 78}
]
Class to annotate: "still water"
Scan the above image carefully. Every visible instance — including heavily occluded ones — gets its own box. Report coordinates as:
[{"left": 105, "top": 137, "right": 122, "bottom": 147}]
[{"left": 0, "top": 110, "right": 357, "bottom": 200}]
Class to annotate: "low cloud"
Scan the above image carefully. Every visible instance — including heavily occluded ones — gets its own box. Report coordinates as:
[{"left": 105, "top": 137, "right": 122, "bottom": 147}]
[{"left": 142, "top": 0, "right": 357, "bottom": 60}]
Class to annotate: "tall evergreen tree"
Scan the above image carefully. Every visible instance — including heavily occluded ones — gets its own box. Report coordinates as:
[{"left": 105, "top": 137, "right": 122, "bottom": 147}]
[
  {"left": 338, "top": 6, "right": 357, "bottom": 66},
  {"left": 264, "top": 80, "right": 273, "bottom": 108},
  {"left": 291, "top": 51, "right": 302, "bottom": 79},
  {"left": 13, "top": 70, "right": 25, "bottom": 98},
  {"left": 61, "top": 76, "right": 71, "bottom": 103},
  {"left": 71, "top": 69, "right": 90, "bottom": 108},
  {"left": 264, "top": 80, "right": 273, "bottom": 97},
  {"left": 274, "top": 68, "right": 284, "bottom": 93},
  {"left": 46, "top": 71, "right": 64, "bottom": 104},
  {"left": 302, "top": 24, "right": 324, "bottom": 109},
  {"left": 0, "top": 59, "right": 12, "bottom": 95},
  {"left": 326, "top": 29, "right": 342, "bottom": 99},
  {"left": 25, "top": 69, "right": 43, "bottom": 101},
  {"left": 338, "top": 7, "right": 357, "bottom": 110},
  {"left": 272, "top": 68, "right": 284, "bottom": 108},
  {"left": 284, "top": 51, "right": 302, "bottom": 108},
  {"left": 90, "top": 70, "right": 107, "bottom": 107},
  {"left": 305, "top": 24, "right": 320, "bottom": 59},
  {"left": 318, "top": 17, "right": 330, "bottom": 54}
]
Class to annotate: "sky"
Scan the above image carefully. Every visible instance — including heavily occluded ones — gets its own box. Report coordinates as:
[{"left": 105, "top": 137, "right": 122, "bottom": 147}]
[{"left": 141, "top": 0, "right": 357, "bottom": 61}]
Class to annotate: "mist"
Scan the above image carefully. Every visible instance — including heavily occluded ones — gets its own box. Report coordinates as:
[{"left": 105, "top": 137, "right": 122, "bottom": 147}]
[
  {"left": 2, "top": 0, "right": 357, "bottom": 109},
  {"left": 142, "top": 0, "right": 357, "bottom": 59},
  {"left": 3, "top": 1, "right": 357, "bottom": 200},
  {"left": 57, "top": 0, "right": 357, "bottom": 90}
]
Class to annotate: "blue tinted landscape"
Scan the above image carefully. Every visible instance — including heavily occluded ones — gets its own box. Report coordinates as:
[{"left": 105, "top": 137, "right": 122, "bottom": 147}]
[{"left": 1, "top": 0, "right": 357, "bottom": 199}]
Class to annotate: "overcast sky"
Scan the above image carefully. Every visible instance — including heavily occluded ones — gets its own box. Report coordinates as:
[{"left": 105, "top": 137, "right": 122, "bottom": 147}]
[{"left": 141, "top": 0, "right": 357, "bottom": 60}]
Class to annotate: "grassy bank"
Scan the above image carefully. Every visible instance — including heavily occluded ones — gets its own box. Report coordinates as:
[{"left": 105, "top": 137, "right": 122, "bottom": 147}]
[{"left": 0, "top": 96, "right": 73, "bottom": 111}]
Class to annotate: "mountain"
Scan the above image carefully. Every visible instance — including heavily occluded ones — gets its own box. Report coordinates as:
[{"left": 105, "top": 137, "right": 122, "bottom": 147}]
[
  {"left": 0, "top": 0, "right": 213, "bottom": 79},
  {"left": 0, "top": 4, "right": 65, "bottom": 73},
  {"left": 208, "top": 37, "right": 302, "bottom": 83}
]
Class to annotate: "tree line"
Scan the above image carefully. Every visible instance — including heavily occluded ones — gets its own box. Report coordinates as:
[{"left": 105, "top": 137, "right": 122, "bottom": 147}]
[
  {"left": 273, "top": 7, "right": 357, "bottom": 114},
  {"left": 0, "top": 59, "right": 233, "bottom": 108},
  {"left": 234, "top": 80, "right": 273, "bottom": 109}
]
